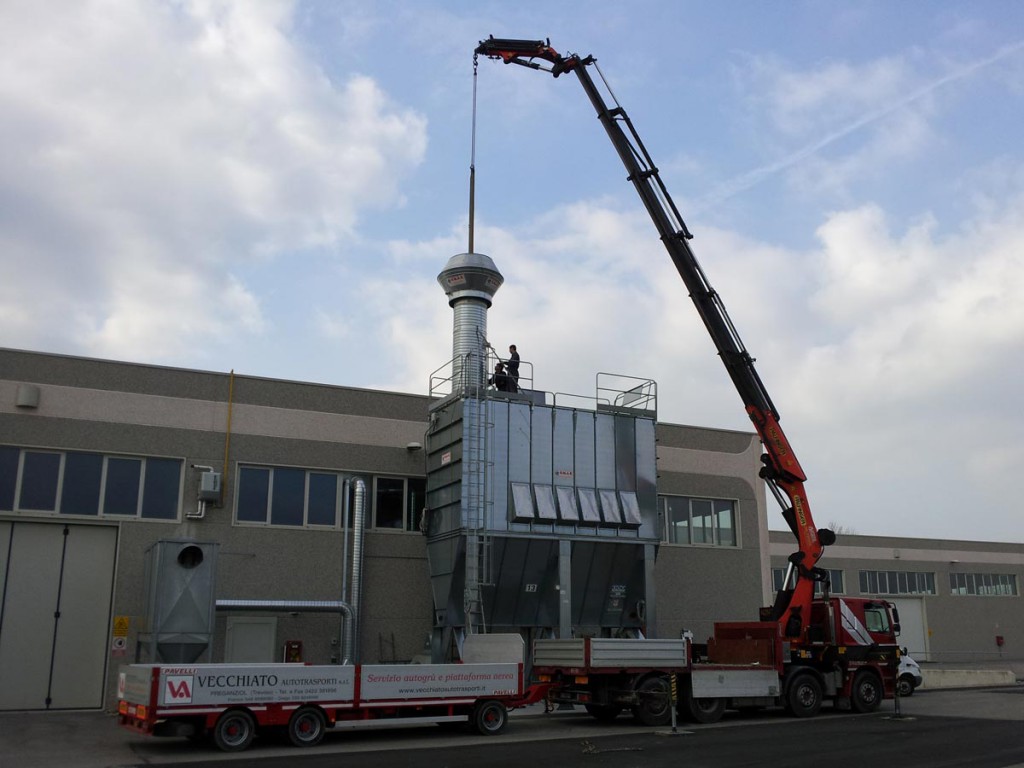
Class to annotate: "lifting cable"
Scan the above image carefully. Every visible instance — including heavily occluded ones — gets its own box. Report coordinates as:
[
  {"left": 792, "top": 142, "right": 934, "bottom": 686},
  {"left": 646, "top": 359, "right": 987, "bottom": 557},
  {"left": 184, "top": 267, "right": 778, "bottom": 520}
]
[{"left": 468, "top": 52, "right": 479, "bottom": 253}]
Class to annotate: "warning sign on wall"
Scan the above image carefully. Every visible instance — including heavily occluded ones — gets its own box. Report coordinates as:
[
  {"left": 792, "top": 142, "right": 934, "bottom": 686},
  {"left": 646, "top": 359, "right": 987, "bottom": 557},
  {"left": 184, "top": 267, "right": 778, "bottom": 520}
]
[{"left": 113, "top": 616, "right": 130, "bottom": 637}]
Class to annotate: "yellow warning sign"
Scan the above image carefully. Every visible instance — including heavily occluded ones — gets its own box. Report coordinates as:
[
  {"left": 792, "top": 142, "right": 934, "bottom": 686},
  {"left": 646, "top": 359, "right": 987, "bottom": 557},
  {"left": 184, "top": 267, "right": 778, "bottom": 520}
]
[{"left": 113, "top": 616, "right": 130, "bottom": 637}]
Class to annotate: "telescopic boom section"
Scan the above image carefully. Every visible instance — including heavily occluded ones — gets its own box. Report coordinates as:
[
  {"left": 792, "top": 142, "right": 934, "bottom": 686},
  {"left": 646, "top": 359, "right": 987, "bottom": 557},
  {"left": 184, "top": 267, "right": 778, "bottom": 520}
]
[{"left": 475, "top": 37, "right": 835, "bottom": 640}]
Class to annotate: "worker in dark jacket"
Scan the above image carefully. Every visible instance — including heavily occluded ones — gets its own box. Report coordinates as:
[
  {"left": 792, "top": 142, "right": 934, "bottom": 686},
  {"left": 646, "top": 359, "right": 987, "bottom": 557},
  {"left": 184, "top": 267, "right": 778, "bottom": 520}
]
[
  {"left": 489, "top": 362, "right": 516, "bottom": 393},
  {"left": 507, "top": 344, "right": 520, "bottom": 388}
]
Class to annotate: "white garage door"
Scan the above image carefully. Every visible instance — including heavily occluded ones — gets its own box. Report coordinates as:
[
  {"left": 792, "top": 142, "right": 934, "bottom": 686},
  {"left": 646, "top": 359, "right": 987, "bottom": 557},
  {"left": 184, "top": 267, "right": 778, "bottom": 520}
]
[
  {"left": 889, "top": 597, "right": 929, "bottom": 661},
  {"left": 0, "top": 521, "right": 118, "bottom": 710}
]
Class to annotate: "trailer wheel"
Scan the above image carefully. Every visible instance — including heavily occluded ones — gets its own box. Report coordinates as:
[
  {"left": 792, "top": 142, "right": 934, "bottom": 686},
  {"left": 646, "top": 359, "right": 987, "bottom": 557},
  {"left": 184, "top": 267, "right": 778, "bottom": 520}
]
[
  {"left": 681, "top": 679, "right": 726, "bottom": 724},
  {"left": 785, "top": 674, "right": 822, "bottom": 718},
  {"left": 897, "top": 675, "right": 916, "bottom": 698},
  {"left": 473, "top": 700, "right": 508, "bottom": 735},
  {"left": 632, "top": 676, "right": 672, "bottom": 727},
  {"left": 584, "top": 703, "right": 623, "bottom": 722},
  {"left": 212, "top": 709, "right": 256, "bottom": 752},
  {"left": 850, "top": 671, "right": 883, "bottom": 713},
  {"left": 287, "top": 706, "right": 326, "bottom": 748}
]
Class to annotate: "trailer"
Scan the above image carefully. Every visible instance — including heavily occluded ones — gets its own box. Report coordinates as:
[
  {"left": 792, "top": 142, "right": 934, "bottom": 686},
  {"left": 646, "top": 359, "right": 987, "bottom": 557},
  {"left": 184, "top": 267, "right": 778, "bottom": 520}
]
[
  {"left": 533, "top": 595, "right": 900, "bottom": 726},
  {"left": 118, "top": 652, "right": 547, "bottom": 752}
]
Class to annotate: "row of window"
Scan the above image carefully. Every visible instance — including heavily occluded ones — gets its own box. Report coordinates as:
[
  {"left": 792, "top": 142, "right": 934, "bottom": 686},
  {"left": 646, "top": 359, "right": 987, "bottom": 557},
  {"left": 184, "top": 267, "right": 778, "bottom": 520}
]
[
  {"left": 771, "top": 566, "right": 1018, "bottom": 598},
  {"left": 0, "top": 446, "right": 182, "bottom": 520},
  {"left": 235, "top": 466, "right": 425, "bottom": 531}
]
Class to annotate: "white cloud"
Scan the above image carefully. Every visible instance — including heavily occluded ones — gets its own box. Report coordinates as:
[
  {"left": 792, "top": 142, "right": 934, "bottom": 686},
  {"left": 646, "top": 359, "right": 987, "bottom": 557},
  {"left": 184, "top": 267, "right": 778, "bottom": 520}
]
[{"left": 0, "top": 0, "right": 427, "bottom": 363}]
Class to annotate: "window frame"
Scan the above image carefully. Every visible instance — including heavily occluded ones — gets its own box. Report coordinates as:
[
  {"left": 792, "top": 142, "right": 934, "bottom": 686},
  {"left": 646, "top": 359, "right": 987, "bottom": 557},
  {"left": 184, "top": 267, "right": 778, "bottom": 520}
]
[
  {"left": 660, "top": 495, "right": 739, "bottom": 548},
  {"left": 949, "top": 572, "right": 1019, "bottom": 597},
  {"left": 0, "top": 445, "right": 183, "bottom": 521},
  {"left": 858, "top": 569, "right": 937, "bottom": 596}
]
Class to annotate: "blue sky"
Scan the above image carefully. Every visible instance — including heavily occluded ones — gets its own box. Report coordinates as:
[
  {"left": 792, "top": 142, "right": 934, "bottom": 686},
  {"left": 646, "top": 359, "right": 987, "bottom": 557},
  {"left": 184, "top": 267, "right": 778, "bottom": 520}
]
[{"left": 2, "top": 1, "right": 1024, "bottom": 542}]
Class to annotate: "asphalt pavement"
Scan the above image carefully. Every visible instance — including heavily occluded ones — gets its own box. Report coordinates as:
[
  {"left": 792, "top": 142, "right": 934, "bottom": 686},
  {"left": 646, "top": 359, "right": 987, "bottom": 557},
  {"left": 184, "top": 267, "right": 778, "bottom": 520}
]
[{"left": 1, "top": 686, "right": 1022, "bottom": 768}]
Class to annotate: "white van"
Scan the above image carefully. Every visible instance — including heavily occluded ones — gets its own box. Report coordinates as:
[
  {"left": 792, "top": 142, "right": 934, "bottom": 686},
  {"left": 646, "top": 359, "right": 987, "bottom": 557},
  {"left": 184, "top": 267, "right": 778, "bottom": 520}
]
[{"left": 898, "top": 650, "right": 923, "bottom": 696}]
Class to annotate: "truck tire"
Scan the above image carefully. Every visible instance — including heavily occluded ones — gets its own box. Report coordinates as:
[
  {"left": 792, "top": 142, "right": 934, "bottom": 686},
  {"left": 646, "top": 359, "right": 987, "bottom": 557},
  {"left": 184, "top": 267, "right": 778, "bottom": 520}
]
[
  {"left": 632, "top": 676, "right": 672, "bottom": 727},
  {"left": 681, "top": 679, "right": 726, "bottom": 724},
  {"left": 584, "top": 703, "right": 623, "bottom": 722},
  {"left": 212, "top": 709, "right": 256, "bottom": 752},
  {"left": 287, "top": 706, "right": 327, "bottom": 747},
  {"left": 473, "top": 700, "right": 508, "bottom": 735},
  {"left": 897, "top": 675, "right": 916, "bottom": 697},
  {"left": 850, "top": 671, "right": 883, "bottom": 713},
  {"left": 785, "top": 674, "right": 822, "bottom": 718}
]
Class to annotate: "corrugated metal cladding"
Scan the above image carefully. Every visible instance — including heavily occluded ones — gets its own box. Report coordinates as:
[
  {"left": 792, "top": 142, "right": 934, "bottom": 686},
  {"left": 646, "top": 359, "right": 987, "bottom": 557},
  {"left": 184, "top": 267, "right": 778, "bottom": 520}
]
[{"left": 425, "top": 397, "right": 659, "bottom": 540}]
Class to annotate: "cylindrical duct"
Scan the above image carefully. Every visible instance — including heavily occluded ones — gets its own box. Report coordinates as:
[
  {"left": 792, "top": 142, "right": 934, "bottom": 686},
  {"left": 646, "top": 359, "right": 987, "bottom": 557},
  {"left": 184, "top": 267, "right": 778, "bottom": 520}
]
[
  {"left": 452, "top": 298, "right": 488, "bottom": 389},
  {"left": 350, "top": 477, "right": 367, "bottom": 664},
  {"left": 437, "top": 252, "right": 503, "bottom": 393}
]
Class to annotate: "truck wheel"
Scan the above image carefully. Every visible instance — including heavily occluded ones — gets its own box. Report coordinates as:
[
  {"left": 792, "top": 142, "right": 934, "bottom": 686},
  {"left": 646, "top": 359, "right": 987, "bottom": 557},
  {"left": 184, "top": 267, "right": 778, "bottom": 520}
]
[
  {"left": 681, "top": 679, "right": 725, "bottom": 724},
  {"left": 212, "top": 709, "right": 256, "bottom": 752},
  {"left": 584, "top": 703, "right": 622, "bottom": 722},
  {"left": 785, "top": 674, "right": 822, "bottom": 718},
  {"left": 632, "top": 676, "right": 672, "bottom": 727},
  {"left": 851, "top": 671, "right": 883, "bottom": 713},
  {"left": 897, "top": 675, "right": 915, "bottom": 697},
  {"left": 287, "top": 706, "right": 326, "bottom": 747},
  {"left": 473, "top": 700, "right": 508, "bottom": 735}
]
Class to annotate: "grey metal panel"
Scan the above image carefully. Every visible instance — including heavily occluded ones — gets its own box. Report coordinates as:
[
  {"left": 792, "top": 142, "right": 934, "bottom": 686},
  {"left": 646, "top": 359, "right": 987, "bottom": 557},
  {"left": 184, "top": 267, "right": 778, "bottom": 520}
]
[
  {"left": 573, "top": 411, "right": 596, "bottom": 488},
  {"left": 507, "top": 402, "right": 531, "bottom": 483},
  {"left": 0, "top": 522, "right": 65, "bottom": 710},
  {"left": 691, "top": 668, "right": 780, "bottom": 698},
  {"left": 578, "top": 488, "right": 601, "bottom": 523},
  {"left": 488, "top": 399, "right": 510, "bottom": 529},
  {"left": 635, "top": 416, "right": 658, "bottom": 536},
  {"left": 49, "top": 524, "right": 117, "bottom": 708},
  {"left": 588, "top": 638, "right": 687, "bottom": 668},
  {"left": 614, "top": 415, "right": 637, "bottom": 491},
  {"left": 533, "top": 638, "right": 587, "bottom": 667},
  {"left": 599, "top": 489, "right": 622, "bottom": 525},
  {"left": 595, "top": 413, "right": 616, "bottom": 489},
  {"left": 534, "top": 484, "right": 558, "bottom": 520},
  {"left": 530, "top": 407, "right": 553, "bottom": 484},
  {"left": 552, "top": 408, "right": 575, "bottom": 485},
  {"left": 619, "top": 491, "right": 642, "bottom": 527},
  {"left": 510, "top": 482, "right": 534, "bottom": 521},
  {"left": 555, "top": 486, "right": 580, "bottom": 522}
]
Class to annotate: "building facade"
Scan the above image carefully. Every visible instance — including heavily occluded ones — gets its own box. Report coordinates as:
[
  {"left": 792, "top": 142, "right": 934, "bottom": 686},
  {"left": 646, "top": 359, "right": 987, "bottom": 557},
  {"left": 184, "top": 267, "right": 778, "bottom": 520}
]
[{"left": 0, "top": 347, "right": 767, "bottom": 711}]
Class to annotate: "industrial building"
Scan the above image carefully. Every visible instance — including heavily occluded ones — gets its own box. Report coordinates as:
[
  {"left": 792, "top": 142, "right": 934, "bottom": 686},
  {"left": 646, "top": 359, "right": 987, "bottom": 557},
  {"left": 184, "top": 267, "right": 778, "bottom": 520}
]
[{"left": 1, "top": 249, "right": 1020, "bottom": 712}]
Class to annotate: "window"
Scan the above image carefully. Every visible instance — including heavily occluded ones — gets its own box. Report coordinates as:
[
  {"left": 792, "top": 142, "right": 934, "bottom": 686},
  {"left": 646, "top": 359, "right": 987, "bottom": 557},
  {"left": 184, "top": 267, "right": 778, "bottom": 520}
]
[
  {"left": 949, "top": 572, "right": 1018, "bottom": 596},
  {"left": 772, "top": 567, "right": 845, "bottom": 595},
  {"left": 858, "top": 570, "right": 936, "bottom": 595},
  {"left": 234, "top": 465, "right": 425, "bottom": 531},
  {"left": 0, "top": 445, "right": 182, "bottom": 520},
  {"left": 661, "top": 496, "right": 738, "bottom": 547},
  {"left": 374, "top": 476, "right": 426, "bottom": 531},
  {"left": 864, "top": 605, "right": 891, "bottom": 633}
]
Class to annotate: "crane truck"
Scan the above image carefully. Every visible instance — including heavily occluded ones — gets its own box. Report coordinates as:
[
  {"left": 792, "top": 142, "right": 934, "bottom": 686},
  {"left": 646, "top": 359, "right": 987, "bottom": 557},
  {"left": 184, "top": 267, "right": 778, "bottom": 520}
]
[{"left": 474, "top": 36, "right": 901, "bottom": 724}]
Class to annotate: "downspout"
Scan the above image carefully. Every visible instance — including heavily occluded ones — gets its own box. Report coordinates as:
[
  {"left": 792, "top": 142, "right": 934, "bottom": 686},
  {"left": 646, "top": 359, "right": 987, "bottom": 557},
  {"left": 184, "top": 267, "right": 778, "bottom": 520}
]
[{"left": 350, "top": 477, "right": 367, "bottom": 664}]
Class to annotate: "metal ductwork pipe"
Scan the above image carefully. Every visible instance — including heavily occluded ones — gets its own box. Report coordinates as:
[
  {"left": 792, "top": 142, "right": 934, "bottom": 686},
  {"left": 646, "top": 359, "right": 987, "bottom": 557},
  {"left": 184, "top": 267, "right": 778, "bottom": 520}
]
[
  {"left": 349, "top": 477, "right": 367, "bottom": 664},
  {"left": 437, "top": 252, "right": 504, "bottom": 392}
]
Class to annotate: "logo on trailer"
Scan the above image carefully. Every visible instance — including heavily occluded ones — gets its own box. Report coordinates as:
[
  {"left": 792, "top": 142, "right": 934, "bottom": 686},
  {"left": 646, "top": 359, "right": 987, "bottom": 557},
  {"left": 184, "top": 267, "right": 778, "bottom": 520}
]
[{"left": 165, "top": 675, "right": 194, "bottom": 704}]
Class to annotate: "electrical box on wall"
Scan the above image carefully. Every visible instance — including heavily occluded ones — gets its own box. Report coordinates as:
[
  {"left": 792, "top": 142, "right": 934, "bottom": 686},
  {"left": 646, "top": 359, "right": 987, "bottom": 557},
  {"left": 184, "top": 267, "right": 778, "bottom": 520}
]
[
  {"left": 283, "top": 640, "right": 303, "bottom": 663},
  {"left": 198, "top": 471, "right": 222, "bottom": 502}
]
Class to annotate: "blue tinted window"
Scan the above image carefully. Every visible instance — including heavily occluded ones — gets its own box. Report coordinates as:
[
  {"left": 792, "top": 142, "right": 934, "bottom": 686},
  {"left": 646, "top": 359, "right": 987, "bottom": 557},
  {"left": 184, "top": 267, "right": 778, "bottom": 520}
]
[
  {"left": 271, "top": 468, "right": 305, "bottom": 526},
  {"left": 61, "top": 452, "right": 103, "bottom": 516},
  {"left": 308, "top": 473, "right": 337, "bottom": 526},
  {"left": 104, "top": 457, "right": 142, "bottom": 516},
  {"left": 20, "top": 451, "right": 61, "bottom": 511},
  {"left": 237, "top": 467, "right": 270, "bottom": 522},
  {"left": 0, "top": 446, "right": 19, "bottom": 510},
  {"left": 142, "top": 458, "right": 182, "bottom": 520}
]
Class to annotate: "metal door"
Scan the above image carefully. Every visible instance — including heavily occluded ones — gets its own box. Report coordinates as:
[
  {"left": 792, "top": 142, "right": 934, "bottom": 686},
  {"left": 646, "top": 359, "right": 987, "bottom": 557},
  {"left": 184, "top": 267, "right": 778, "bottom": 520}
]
[{"left": 0, "top": 522, "right": 118, "bottom": 710}]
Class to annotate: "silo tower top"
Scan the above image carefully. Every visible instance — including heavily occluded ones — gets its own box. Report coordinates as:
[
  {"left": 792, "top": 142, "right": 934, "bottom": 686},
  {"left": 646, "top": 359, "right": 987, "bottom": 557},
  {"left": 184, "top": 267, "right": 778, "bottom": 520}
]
[{"left": 437, "top": 252, "right": 504, "bottom": 308}]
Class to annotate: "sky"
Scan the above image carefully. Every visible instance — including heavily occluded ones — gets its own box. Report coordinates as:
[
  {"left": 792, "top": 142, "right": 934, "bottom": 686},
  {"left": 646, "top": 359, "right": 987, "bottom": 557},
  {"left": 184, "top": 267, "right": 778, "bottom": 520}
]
[{"left": 2, "top": 1, "right": 1023, "bottom": 543}]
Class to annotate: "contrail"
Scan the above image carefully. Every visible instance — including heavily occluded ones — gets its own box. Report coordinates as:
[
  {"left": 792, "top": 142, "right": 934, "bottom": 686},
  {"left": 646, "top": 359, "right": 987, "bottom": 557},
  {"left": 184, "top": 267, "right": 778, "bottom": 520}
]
[{"left": 697, "top": 39, "right": 1024, "bottom": 208}]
